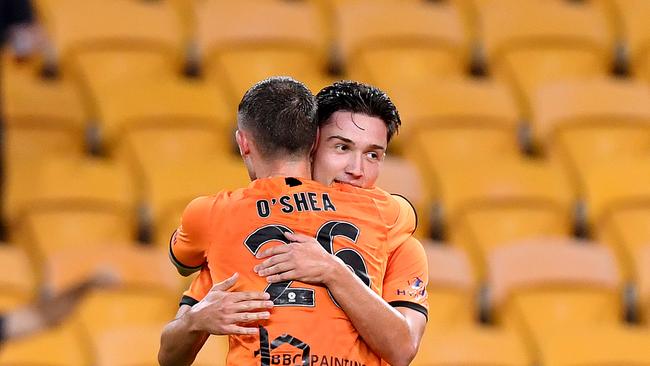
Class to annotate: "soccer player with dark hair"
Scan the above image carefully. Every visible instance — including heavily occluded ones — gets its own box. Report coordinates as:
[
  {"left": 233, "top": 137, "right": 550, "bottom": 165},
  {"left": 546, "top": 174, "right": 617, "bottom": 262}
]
[{"left": 256, "top": 80, "right": 428, "bottom": 365}]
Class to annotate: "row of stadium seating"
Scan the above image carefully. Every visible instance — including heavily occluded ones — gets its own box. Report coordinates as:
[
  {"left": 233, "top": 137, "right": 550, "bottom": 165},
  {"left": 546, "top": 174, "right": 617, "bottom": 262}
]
[
  {"left": 5, "top": 144, "right": 650, "bottom": 286},
  {"left": 2, "top": 238, "right": 650, "bottom": 365},
  {"left": 29, "top": 0, "right": 650, "bottom": 82}
]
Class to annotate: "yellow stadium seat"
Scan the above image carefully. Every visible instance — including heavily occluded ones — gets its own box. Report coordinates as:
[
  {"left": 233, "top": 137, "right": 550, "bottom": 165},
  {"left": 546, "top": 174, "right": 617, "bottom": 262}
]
[
  {"left": 375, "top": 156, "right": 433, "bottom": 238},
  {"left": 614, "top": 0, "right": 650, "bottom": 81},
  {"left": 1, "top": 52, "right": 86, "bottom": 231},
  {"left": 538, "top": 325, "right": 650, "bottom": 366},
  {"left": 15, "top": 158, "right": 137, "bottom": 268},
  {"left": 478, "top": 0, "right": 613, "bottom": 116},
  {"left": 34, "top": 0, "right": 183, "bottom": 73},
  {"left": 637, "top": 245, "right": 650, "bottom": 323},
  {"left": 46, "top": 245, "right": 180, "bottom": 343},
  {"left": 0, "top": 320, "right": 88, "bottom": 366},
  {"left": 194, "top": 0, "right": 331, "bottom": 108},
  {"left": 423, "top": 241, "right": 476, "bottom": 327},
  {"left": 437, "top": 158, "right": 574, "bottom": 277},
  {"left": 45, "top": 245, "right": 179, "bottom": 295},
  {"left": 487, "top": 240, "right": 623, "bottom": 358},
  {"left": 95, "top": 324, "right": 228, "bottom": 366},
  {"left": 335, "top": 0, "right": 469, "bottom": 91},
  {"left": 531, "top": 78, "right": 650, "bottom": 189},
  {"left": 71, "top": 51, "right": 232, "bottom": 155},
  {"left": 119, "top": 128, "right": 234, "bottom": 198},
  {"left": 412, "top": 325, "right": 531, "bottom": 366},
  {"left": 0, "top": 245, "right": 36, "bottom": 311},
  {"left": 143, "top": 155, "right": 250, "bottom": 246},
  {"left": 391, "top": 78, "right": 520, "bottom": 181},
  {"left": 583, "top": 158, "right": 650, "bottom": 281}
]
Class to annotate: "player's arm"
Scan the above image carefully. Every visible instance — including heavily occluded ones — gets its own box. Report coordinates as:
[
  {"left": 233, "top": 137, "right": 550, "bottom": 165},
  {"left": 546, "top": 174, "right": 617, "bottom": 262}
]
[
  {"left": 169, "top": 196, "right": 216, "bottom": 276},
  {"left": 380, "top": 236, "right": 429, "bottom": 362},
  {"left": 323, "top": 253, "right": 422, "bottom": 366},
  {"left": 255, "top": 233, "right": 424, "bottom": 366},
  {"left": 158, "top": 273, "right": 273, "bottom": 366}
]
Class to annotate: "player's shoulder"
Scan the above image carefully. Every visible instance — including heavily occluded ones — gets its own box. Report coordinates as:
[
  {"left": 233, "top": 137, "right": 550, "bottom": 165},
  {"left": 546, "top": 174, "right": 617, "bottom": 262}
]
[
  {"left": 184, "top": 190, "right": 234, "bottom": 216},
  {"left": 367, "top": 187, "right": 417, "bottom": 226}
]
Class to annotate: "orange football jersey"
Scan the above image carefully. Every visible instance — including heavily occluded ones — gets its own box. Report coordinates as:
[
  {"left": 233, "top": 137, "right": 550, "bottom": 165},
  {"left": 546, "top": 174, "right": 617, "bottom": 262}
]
[{"left": 170, "top": 177, "right": 415, "bottom": 366}]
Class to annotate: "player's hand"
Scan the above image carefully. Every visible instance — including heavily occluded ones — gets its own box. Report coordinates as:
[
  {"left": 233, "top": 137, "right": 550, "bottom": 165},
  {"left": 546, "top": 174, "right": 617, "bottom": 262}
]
[
  {"left": 254, "top": 232, "right": 343, "bottom": 286},
  {"left": 186, "top": 273, "right": 274, "bottom": 336}
]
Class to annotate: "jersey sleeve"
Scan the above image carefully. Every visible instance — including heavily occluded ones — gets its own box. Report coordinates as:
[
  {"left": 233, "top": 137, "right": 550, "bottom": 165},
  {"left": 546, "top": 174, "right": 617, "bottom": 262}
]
[
  {"left": 382, "top": 236, "right": 429, "bottom": 319},
  {"left": 180, "top": 265, "right": 213, "bottom": 307},
  {"left": 169, "top": 195, "right": 219, "bottom": 276},
  {"left": 386, "top": 194, "right": 417, "bottom": 252}
]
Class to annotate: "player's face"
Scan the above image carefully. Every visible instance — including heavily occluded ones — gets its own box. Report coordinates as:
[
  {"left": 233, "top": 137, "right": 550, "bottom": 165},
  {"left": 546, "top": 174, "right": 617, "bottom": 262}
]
[{"left": 312, "top": 111, "right": 387, "bottom": 188}]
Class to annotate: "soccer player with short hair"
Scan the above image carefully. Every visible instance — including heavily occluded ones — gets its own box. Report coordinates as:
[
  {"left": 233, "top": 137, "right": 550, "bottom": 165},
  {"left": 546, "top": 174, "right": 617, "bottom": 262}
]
[
  {"left": 253, "top": 81, "right": 428, "bottom": 365},
  {"left": 158, "top": 77, "right": 418, "bottom": 366}
]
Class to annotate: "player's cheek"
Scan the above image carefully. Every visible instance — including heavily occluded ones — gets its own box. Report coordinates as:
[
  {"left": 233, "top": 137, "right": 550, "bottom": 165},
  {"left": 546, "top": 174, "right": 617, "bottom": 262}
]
[
  {"left": 314, "top": 152, "right": 343, "bottom": 183},
  {"left": 363, "top": 162, "right": 380, "bottom": 188}
]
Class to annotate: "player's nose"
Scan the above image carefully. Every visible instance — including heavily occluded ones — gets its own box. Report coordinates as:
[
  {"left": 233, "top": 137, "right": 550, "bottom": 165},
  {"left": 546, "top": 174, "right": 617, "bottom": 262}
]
[{"left": 345, "top": 154, "right": 364, "bottom": 178}]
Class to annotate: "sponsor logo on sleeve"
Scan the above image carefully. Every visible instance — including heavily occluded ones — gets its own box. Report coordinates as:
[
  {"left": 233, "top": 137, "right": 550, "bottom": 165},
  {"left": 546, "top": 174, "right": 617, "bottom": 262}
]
[{"left": 395, "top": 277, "right": 426, "bottom": 300}]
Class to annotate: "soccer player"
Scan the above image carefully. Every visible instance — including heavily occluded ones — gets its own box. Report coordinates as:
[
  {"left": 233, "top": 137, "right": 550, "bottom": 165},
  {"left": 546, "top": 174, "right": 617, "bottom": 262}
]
[
  {"left": 257, "top": 81, "right": 429, "bottom": 365},
  {"left": 174, "top": 81, "right": 429, "bottom": 365},
  {"left": 158, "top": 77, "right": 416, "bottom": 366}
]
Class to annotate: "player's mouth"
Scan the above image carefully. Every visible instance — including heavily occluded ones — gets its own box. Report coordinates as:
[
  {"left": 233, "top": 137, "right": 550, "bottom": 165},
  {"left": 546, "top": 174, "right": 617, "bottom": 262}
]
[{"left": 334, "top": 179, "right": 363, "bottom": 188}]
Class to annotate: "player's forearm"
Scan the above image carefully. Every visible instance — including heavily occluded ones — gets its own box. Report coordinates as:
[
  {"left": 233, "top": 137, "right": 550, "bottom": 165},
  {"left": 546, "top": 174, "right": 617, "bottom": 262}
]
[
  {"left": 325, "top": 262, "right": 418, "bottom": 366},
  {"left": 158, "top": 309, "right": 209, "bottom": 366}
]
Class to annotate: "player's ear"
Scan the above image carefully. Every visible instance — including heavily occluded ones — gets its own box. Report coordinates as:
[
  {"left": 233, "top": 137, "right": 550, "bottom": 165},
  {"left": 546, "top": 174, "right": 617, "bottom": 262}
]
[
  {"left": 235, "top": 129, "right": 250, "bottom": 157},
  {"left": 309, "top": 128, "right": 320, "bottom": 159}
]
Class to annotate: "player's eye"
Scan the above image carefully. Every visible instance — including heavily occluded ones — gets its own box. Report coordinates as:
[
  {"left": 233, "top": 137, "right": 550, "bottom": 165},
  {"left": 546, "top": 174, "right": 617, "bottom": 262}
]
[
  {"left": 366, "top": 151, "right": 382, "bottom": 161},
  {"left": 335, "top": 144, "right": 349, "bottom": 152}
]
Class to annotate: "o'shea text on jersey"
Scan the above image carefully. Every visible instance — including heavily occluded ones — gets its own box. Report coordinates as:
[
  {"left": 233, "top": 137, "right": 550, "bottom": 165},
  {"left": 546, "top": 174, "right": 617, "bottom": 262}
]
[{"left": 256, "top": 192, "right": 337, "bottom": 218}]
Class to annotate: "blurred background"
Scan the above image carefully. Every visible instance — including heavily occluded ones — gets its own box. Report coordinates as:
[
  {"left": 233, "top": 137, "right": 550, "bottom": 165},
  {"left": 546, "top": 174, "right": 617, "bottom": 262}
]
[{"left": 2, "top": 0, "right": 650, "bottom": 365}]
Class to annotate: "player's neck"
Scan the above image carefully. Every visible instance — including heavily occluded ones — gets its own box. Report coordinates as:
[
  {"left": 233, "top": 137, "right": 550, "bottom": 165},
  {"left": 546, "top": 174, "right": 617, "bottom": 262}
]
[{"left": 255, "top": 159, "right": 311, "bottom": 180}]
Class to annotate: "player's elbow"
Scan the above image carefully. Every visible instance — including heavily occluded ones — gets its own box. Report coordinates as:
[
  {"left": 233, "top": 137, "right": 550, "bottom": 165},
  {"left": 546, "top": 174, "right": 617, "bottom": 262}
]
[
  {"left": 385, "top": 340, "right": 418, "bottom": 366},
  {"left": 158, "top": 323, "right": 194, "bottom": 366}
]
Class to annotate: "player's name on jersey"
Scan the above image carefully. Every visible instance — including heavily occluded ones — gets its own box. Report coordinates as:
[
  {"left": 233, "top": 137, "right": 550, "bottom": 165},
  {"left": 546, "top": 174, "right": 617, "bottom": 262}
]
[{"left": 256, "top": 192, "right": 336, "bottom": 218}]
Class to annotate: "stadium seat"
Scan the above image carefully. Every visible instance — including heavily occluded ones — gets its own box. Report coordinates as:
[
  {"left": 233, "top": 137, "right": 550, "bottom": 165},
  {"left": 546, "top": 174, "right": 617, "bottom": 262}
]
[
  {"left": 538, "top": 325, "right": 650, "bottom": 366},
  {"left": 422, "top": 241, "right": 476, "bottom": 327},
  {"left": 72, "top": 51, "right": 232, "bottom": 155},
  {"left": 46, "top": 245, "right": 180, "bottom": 344},
  {"left": 142, "top": 155, "right": 250, "bottom": 246},
  {"left": 614, "top": 0, "right": 650, "bottom": 81},
  {"left": 0, "top": 320, "right": 88, "bottom": 366},
  {"left": 119, "top": 127, "right": 234, "bottom": 198},
  {"left": 45, "top": 245, "right": 179, "bottom": 295},
  {"left": 194, "top": 0, "right": 331, "bottom": 108},
  {"left": 531, "top": 78, "right": 650, "bottom": 189},
  {"left": 34, "top": 0, "right": 187, "bottom": 155},
  {"left": 1, "top": 52, "right": 86, "bottom": 231},
  {"left": 375, "top": 156, "right": 433, "bottom": 238},
  {"left": 487, "top": 240, "right": 623, "bottom": 358},
  {"left": 335, "top": 0, "right": 469, "bottom": 91},
  {"left": 412, "top": 325, "right": 531, "bottom": 366},
  {"left": 436, "top": 158, "right": 574, "bottom": 277},
  {"left": 0, "top": 244, "right": 36, "bottom": 311},
  {"left": 478, "top": 0, "right": 613, "bottom": 116},
  {"left": 391, "top": 78, "right": 520, "bottom": 183},
  {"left": 582, "top": 158, "right": 650, "bottom": 280},
  {"left": 15, "top": 157, "right": 137, "bottom": 268},
  {"left": 95, "top": 324, "right": 228, "bottom": 366},
  {"left": 34, "top": 0, "right": 183, "bottom": 73},
  {"left": 637, "top": 245, "right": 650, "bottom": 323}
]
